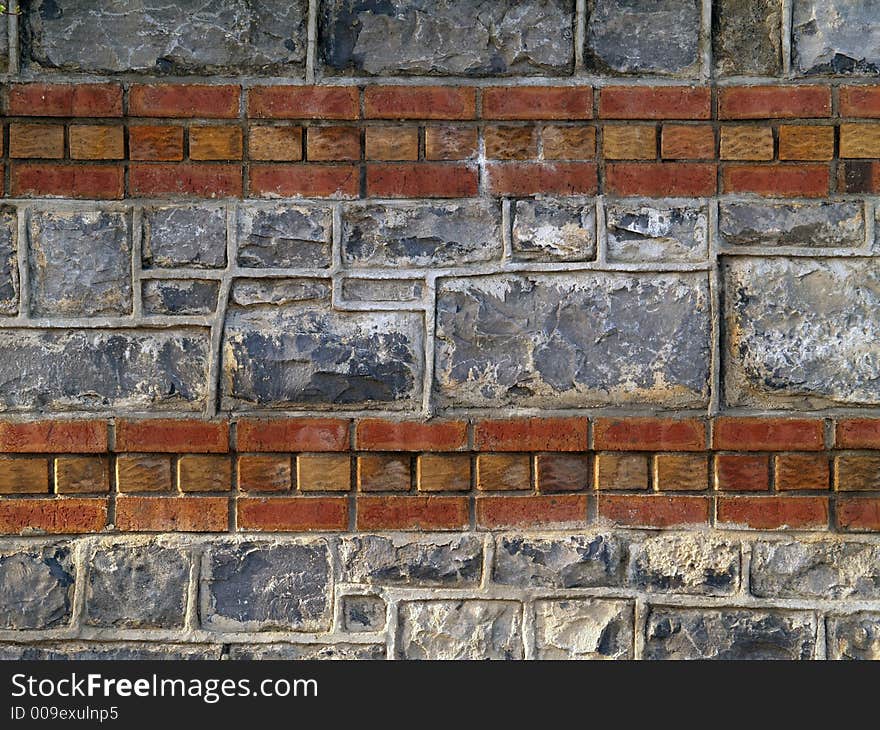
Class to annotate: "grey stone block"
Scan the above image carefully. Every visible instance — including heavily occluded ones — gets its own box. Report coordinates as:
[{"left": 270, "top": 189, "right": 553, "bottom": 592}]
[
  {"left": 628, "top": 534, "right": 740, "bottom": 595},
  {"left": 230, "top": 278, "right": 331, "bottom": 307},
  {"left": 719, "top": 202, "right": 865, "bottom": 248},
  {"left": 605, "top": 202, "right": 709, "bottom": 263},
  {"left": 0, "top": 643, "right": 222, "bottom": 660},
  {"left": 0, "top": 544, "right": 74, "bottom": 630},
  {"left": 534, "top": 599, "right": 633, "bottom": 659},
  {"left": 342, "top": 595, "right": 386, "bottom": 632},
  {"left": 0, "top": 209, "right": 19, "bottom": 316},
  {"left": 827, "top": 613, "right": 880, "bottom": 660},
  {"left": 792, "top": 0, "right": 880, "bottom": 75},
  {"left": 143, "top": 206, "right": 227, "bottom": 269},
  {"left": 713, "top": 0, "right": 783, "bottom": 76},
  {"left": 142, "top": 280, "right": 220, "bottom": 316},
  {"left": 511, "top": 198, "right": 596, "bottom": 262},
  {"left": 237, "top": 205, "right": 333, "bottom": 270},
  {"left": 340, "top": 278, "right": 424, "bottom": 303},
  {"left": 228, "top": 643, "right": 385, "bottom": 660}
]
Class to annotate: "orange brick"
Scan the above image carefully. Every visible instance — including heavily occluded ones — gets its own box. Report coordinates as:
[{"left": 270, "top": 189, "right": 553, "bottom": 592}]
[
  {"left": 600, "top": 87, "right": 711, "bottom": 120},
  {"left": 840, "top": 123, "right": 880, "bottom": 158},
  {"left": 190, "top": 126, "right": 243, "bottom": 160},
  {"left": 717, "top": 496, "right": 828, "bottom": 530},
  {"left": 116, "top": 496, "right": 227, "bottom": 532},
  {"left": 365, "top": 86, "right": 475, "bottom": 120},
  {"left": 594, "top": 418, "right": 706, "bottom": 451},
  {"left": 603, "top": 125, "right": 656, "bottom": 159},
  {"left": 8, "top": 123, "right": 64, "bottom": 158},
  {"left": 250, "top": 164, "right": 358, "bottom": 198},
  {"left": 417, "top": 454, "right": 471, "bottom": 492},
  {"left": 129, "top": 125, "right": 184, "bottom": 161},
  {"left": 484, "top": 126, "right": 537, "bottom": 160},
  {"left": 237, "top": 454, "right": 291, "bottom": 492},
  {"left": 425, "top": 126, "right": 478, "bottom": 160},
  {"left": 55, "top": 457, "right": 110, "bottom": 494},
  {"left": 307, "top": 126, "right": 361, "bottom": 161},
  {"left": 542, "top": 126, "right": 596, "bottom": 159},
  {"left": 598, "top": 495, "right": 710, "bottom": 527},
  {"left": 775, "top": 454, "right": 829, "bottom": 492},
  {"left": 0, "top": 457, "right": 50, "bottom": 494},
  {"left": 367, "top": 163, "right": 478, "bottom": 197},
  {"left": 720, "top": 126, "right": 774, "bottom": 160},
  {"left": 116, "top": 455, "right": 173, "bottom": 493},
  {"left": 297, "top": 454, "right": 351, "bottom": 492},
  {"left": 0, "top": 498, "right": 107, "bottom": 534},
  {"left": 475, "top": 418, "right": 588, "bottom": 452},
  {"left": 177, "top": 455, "right": 231, "bottom": 492},
  {"left": 535, "top": 454, "right": 590, "bottom": 492},
  {"left": 476, "top": 495, "right": 588, "bottom": 529},
  {"left": 69, "top": 125, "right": 124, "bottom": 160},
  {"left": 0, "top": 421, "right": 107, "bottom": 453},
  {"left": 719, "top": 86, "right": 831, "bottom": 119},
  {"left": 238, "top": 497, "right": 348, "bottom": 531},
  {"left": 486, "top": 161, "right": 597, "bottom": 195},
  {"left": 116, "top": 419, "right": 229, "bottom": 453},
  {"left": 8, "top": 83, "right": 122, "bottom": 117},
  {"left": 594, "top": 453, "right": 649, "bottom": 490},
  {"left": 723, "top": 163, "right": 830, "bottom": 197},
  {"left": 248, "top": 126, "right": 303, "bottom": 161},
  {"left": 237, "top": 418, "right": 350, "bottom": 452},
  {"left": 605, "top": 162, "right": 716, "bottom": 196},
  {"left": 357, "top": 454, "right": 411, "bottom": 492},
  {"left": 356, "top": 420, "right": 467, "bottom": 451},
  {"left": 248, "top": 86, "right": 359, "bottom": 120},
  {"left": 365, "top": 127, "right": 419, "bottom": 160},
  {"left": 356, "top": 496, "right": 468, "bottom": 530},
  {"left": 714, "top": 454, "right": 770, "bottom": 492},
  {"left": 130, "top": 84, "right": 239, "bottom": 118},
  {"left": 661, "top": 125, "right": 715, "bottom": 159},
  {"left": 713, "top": 418, "right": 824, "bottom": 451},
  {"left": 482, "top": 87, "right": 593, "bottom": 120},
  {"left": 835, "top": 454, "right": 880, "bottom": 491},
  {"left": 778, "top": 126, "right": 834, "bottom": 161},
  {"left": 476, "top": 454, "right": 531, "bottom": 491},
  {"left": 654, "top": 454, "right": 708, "bottom": 491}
]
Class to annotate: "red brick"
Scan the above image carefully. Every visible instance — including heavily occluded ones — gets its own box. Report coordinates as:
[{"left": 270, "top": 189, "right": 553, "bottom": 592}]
[
  {"left": 116, "top": 419, "right": 228, "bottom": 453},
  {"left": 237, "top": 455, "right": 291, "bottom": 492},
  {"left": 722, "top": 164, "right": 829, "bottom": 197},
  {"left": 130, "top": 84, "right": 239, "bottom": 118},
  {"left": 599, "top": 86, "right": 711, "bottom": 120},
  {"left": 356, "top": 496, "right": 468, "bottom": 530},
  {"left": 474, "top": 418, "right": 588, "bottom": 452},
  {"left": 356, "top": 420, "right": 468, "bottom": 451},
  {"left": 836, "top": 419, "right": 880, "bottom": 449},
  {"left": 476, "top": 495, "right": 588, "bottom": 529},
  {"left": 713, "top": 418, "right": 824, "bottom": 451},
  {"left": 307, "top": 126, "right": 361, "bottom": 162},
  {"left": 364, "top": 86, "right": 476, "bottom": 120},
  {"left": 11, "top": 163, "right": 124, "bottom": 199},
  {"left": 717, "top": 496, "right": 828, "bottom": 530},
  {"left": 838, "top": 498, "right": 880, "bottom": 532},
  {"left": 248, "top": 86, "right": 359, "bottom": 120},
  {"left": 841, "top": 86, "right": 880, "bottom": 118},
  {"left": 0, "top": 420, "right": 107, "bottom": 453},
  {"left": 839, "top": 161, "right": 880, "bottom": 193},
  {"left": 0, "top": 498, "right": 107, "bottom": 534},
  {"left": 366, "top": 163, "right": 478, "bottom": 197},
  {"left": 714, "top": 454, "right": 770, "bottom": 492},
  {"left": 128, "top": 125, "right": 184, "bottom": 161},
  {"left": 7, "top": 83, "right": 123, "bottom": 117},
  {"left": 605, "top": 163, "right": 717, "bottom": 196},
  {"left": 719, "top": 86, "right": 832, "bottom": 120},
  {"left": 238, "top": 497, "right": 348, "bottom": 531},
  {"left": 482, "top": 86, "right": 593, "bottom": 120},
  {"left": 115, "top": 496, "right": 228, "bottom": 532},
  {"left": 486, "top": 162, "right": 598, "bottom": 195},
  {"left": 237, "top": 418, "right": 350, "bottom": 452},
  {"left": 593, "top": 418, "right": 705, "bottom": 451},
  {"left": 249, "top": 164, "right": 359, "bottom": 198},
  {"left": 598, "top": 495, "right": 710, "bottom": 528},
  {"left": 129, "top": 164, "right": 243, "bottom": 197}
]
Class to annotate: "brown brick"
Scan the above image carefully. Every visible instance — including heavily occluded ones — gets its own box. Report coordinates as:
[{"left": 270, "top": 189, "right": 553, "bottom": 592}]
[
  {"left": 425, "top": 126, "right": 478, "bottom": 160},
  {"left": 482, "top": 87, "right": 593, "bottom": 120},
  {"left": 835, "top": 454, "right": 880, "bottom": 491},
  {"left": 600, "top": 87, "right": 711, "bottom": 120},
  {"left": 720, "top": 126, "right": 774, "bottom": 160},
  {"left": 0, "top": 421, "right": 107, "bottom": 453},
  {"left": 719, "top": 86, "right": 831, "bottom": 119},
  {"left": 606, "top": 162, "right": 716, "bottom": 196},
  {"left": 594, "top": 418, "right": 706, "bottom": 451},
  {"left": 0, "top": 458, "right": 50, "bottom": 494},
  {"left": 238, "top": 497, "right": 348, "bottom": 531},
  {"left": 248, "top": 86, "right": 359, "bottom": 120},
  {"left": 778, "top": 125, "right": 834, "bottom": 161},
  {"left": 357, "top": 454, "right": 411, "bottom": 492},
  {"left": 129, "top": 84, "right": 239, "bottom": 118},
  {"left": 189, "top": 126, "right": 243, "bottom": 160},
  {"left": 177, "top": 455, "right": 231, "bottom": 492},
  {"left": 116, "top": 455, "right": 173, "bottom": 493},
  {"left": 598, "top": 495, "right": 710, "bottom": 527},
  {"left": 356, "top": 496, "right": 468, "bottom": 530},
  {"left": 307, "top": 126, "right": 361, "bottom": 161},
  {"left": 661, "top": 125, "right": 715, "bottom": 159},
  {"left": 129, "top": 125, "right": 184, "bottom": 161},
  {"left": 69, "top": 125, "right": 124, "bottom": 160},
  {"left": 542, "top": 125, "right": 596, "bottom": 159},
  {"left": 476, "top": 453, "right": 531, "bottom": 491},
  {"left": 603, "top": 125, "right": 656, "bottom": 159},
  {"left": 416, "top": 454, "right": 471, "bottom": 492},
  {"left": 237, "top": 418, "right": 350, "bottom": 452},
  {"left": 356, "top": 420, "right": 468, "bottom": 451},
  {"left": 55, "top": 457, "right": 110, "bottom": 494},
  {"left": 838, "top": 498, "right": 880, "bottom": 532},
  {"left": 365, "top": 127, "right": 419, "bottom": 160},
  {"left": 535, "top": 454, "right": 590, "bottom": 492},
  {"left": 484, "top": 126, "right": 537, "bottom": 160},
  {"left": 364, "top": 86, "right": 476, "bottom": 120},
  {"left": 8, "top": 123, "right": 64, "bottom": 159},
  {"left": 837, "top": 419, "right": 880, "bottom": 449},
  {"left": 297, "top": 454, "right": 351, "bottom": 492},
  {"left": 775, "top": 453, "right": 829, "bottom": 492},
  {"left": 237, "top": 454, "right": 291, "bottom": 492},
  {"left": 717, "top": 496, "right": 828, "bottom": 530},
  {"left": 594, "top": 453, "right": 649, "bottom": 490},
  {"left": 840, "top": 123, "right": 880, "bottom": 158},
  {"left": 475, "top": 418, "right": 588, "bottom": 452},
  {"left": 714, "top": 454, "right": 770, "bottom": 492},
  {"left": 654, "top": 454, "right": 708, "bottom": 491},
  {"left": 476, "top": 495, "right": 588, "bottom": 529},
  {"left": 116, "top": 419, "right": 229, "bottom": 453},
  {"left": 723, "top": 163, "right": 829, "bottom": 197},
  {"left": 116, "top": 496, "right": 227, "bottom": 532},
  {"left": 713, "top": 418, "right": 824, "bottom": 451},
  {"left": 0, "top": 498, "right": 107, "bottom": 534},
  {"left": 248, "top": 126, "right": 303, "bottom": 161}
]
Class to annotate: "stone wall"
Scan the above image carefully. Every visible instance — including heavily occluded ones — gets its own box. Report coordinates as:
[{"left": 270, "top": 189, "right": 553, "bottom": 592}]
[{"left": 1, "top": 0, "right": 880, "bottom": 660}]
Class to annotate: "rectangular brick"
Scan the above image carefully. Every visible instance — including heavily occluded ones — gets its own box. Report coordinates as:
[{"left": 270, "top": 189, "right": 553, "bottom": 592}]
[
  {"left": 237, "top": 454, "right": 291, "bottom": 492},
  {"left": 425, "top": 126, "right": 478, "bottom": 160},
  {"left": 307, "top": 126, "right": 361, "bottom": 161},
  {"left": 7, "top": 83, "right": 122, "bottom": 117},
  {"left": 838, "top": 498, "right": 880, "bottom": 532},
  {"left": 603, "top": 125, "right": 656, "bottom": 160},
  {"left": 834, "top": 454, "right": 880, "bottom": 492},
  {"left": 365, "top": 127, "right": 419, "bottom": 160},
  {"left": 661, "top": 125, "right": 715, "bottom": 160},
  {"left": 714, "top": 454, "right": 770, "bottom": 492},
  {"left": 774, "top": 454, "right": 829, "bottom": 492},
  {"left": 594, "top": 418, "right": 705, "bottom": 451},
  {"left": 476, "top": 495, "right": 588, "bottom": 529},
  {"left": 605, "top": 163, "right": 717, "bottom": 196},
  {"left": 839, "top": 161, "right": 880, "bottom": 193},
  {"left": 837, "top": 419, "right": 880, "bottom": 449},
  {"left": 654, "top": 454, "right": 708, "bottom": 491},
  {"left": 365, "top": 86, "right": 476, "bottom": 120},
  {"left": 717, "top": 496, "right": 828, "bottom": 530},
  {"left": 356, "top": 420, "right": 467, "bottom": 451},
  {"left": 116, "top": 455, "right": 173, "bottom": 493},
  {"left": 475, "top": 418, "right": 587, "bottom": 452},
  {"left": 116, "top": 419, "right": 228, "bottom": 453},
  {"left": 69, "top": 125, "right": 125, "bottom": 160},
  {"left": 840, "top": 123, "right": 880, "bottom": 158},
  {"left": 598, "top": 495, "right": 710, "bottom": 527},
  {"left": 55, "top": 457, "right": 110, "bottom": 494},
  {"left": 297, "top": 454, "right": 352, "bottom": 492},
  {"left": 841, "top": 86, "right": 880, "bottom": 118},
  {"left": 129, "top": 125, "right": 184, "bottom": 161},
  {"left": 486, "top": 162, "right": 598, "bottom": 195},
  {"left": 366, "top": 163, "right": 477, "bottom": 197},
  {"left": 130, "top": 84, "right": 239, "bottom": 118},
  {"left": 778, "top": 126, "right": 835, "bottom": 161},
  {"left": 130, "top": 163, "right": 242, "bottom": 197},
  {"left": 248, "top": 86, "right": 359, "bottom": 120},
  {"left": 238, "top": 497, "right": 348, "bottom": 531},
  {"left": 719, "top": 86, "right": 831, "bottom": 119},
  {"left": 594, "top": 453, "right": 649, "bottom": 490},
  {"left": 115, "top": 496, "right": 227, "bottom": 532},
  {"left": 8, "top": 123, "right": 65, "bottom": 159},
  {"left": 600, "top": 87, "right": 711, "bottom": 120},
  {"left": 720, "top": 126, "right": 774, "bottom": 160},
  {"left": 356, "top": 496, "right": 469, "bottom": 530},
  {"left": 237, "top": 418, "right": 350, "bottom": 452},
  {"left": 0, "top": 457, "right": 50, "bottom": 494},
  {"left": 542, "top": 126, "right": 596, "bottom": 159},
  {"left": 417, "top": 454, "right": 472, "bottom": 492},
  {"left": 0, "top": 498, "right": 107, "bottom": 534},
  {"left": 177, "top": 455, "right": 232, "bottom": 492},
  {"left": 357, "top": 454, "right": 411, "bottom": 492},
  {"left": 722, "top": 164, "right": 829, "bottom": 197},
  {"left": 713, "top": 418, "right": 824, "bottom": 451},
  {"left": 534, "top": 453, "right": 590, "bottom": 493},
  {"left": 482, "top": 86, "right": 593, "bottom": 120},
  {"left": 476, "top": 454, "right": 531, "bottom": 491},
  {"left": 11, "top": 163, "right": 124, "bottom": 199},
  {"left": 249, "top": 164, "right": 359, "bottom": 198},
  {"left": 248, "top": 126, "right": 303, "bottom": 161},
  {"left": 484, "top": 126, "right": 538, "bottom": 160},
  {"left": 0, "top": 420, "right": 107, "bottom": 453},
  {"left": 189, "top": 126, "right": 243, "bottom": 160}
]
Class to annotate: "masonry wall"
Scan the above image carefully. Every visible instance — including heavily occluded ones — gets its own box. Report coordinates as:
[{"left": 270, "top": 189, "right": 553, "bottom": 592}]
[{"left": 2, "top": 0, "right": 880, "bottom": 660}]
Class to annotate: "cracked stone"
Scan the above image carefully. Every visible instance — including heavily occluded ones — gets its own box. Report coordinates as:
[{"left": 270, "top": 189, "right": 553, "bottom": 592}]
[
  {"left": 0, "top": 209, "right": 18, "bottom": 316},
  {"left": 143, "top": 206, "right": 227, "bottom": 269},
  {"left": 792, "top": 0, "right": 880, "bottom": 75},
  {"left": 628, "top": 534, "right": 740, "bottom": 595},
  {"left": 605, "top": 202, "right": 708, "bottom": 263},
  {"left": 719, "top": 202, "right": 865, "bottom": 248},
  {"left": 143, "top": 280, "right": 219, "bottom": 316},
  {"left": 511, "top": 198, "right": 596, "bottom": 262},
  {"left": 0, "top": 544, "right": 74, "bottom": 630},
  {"left": 534, "top": 599, "right": 633, "bottom": 659},
  {"left": 237, "top": 205, "right": 333, "bottom": 269}
]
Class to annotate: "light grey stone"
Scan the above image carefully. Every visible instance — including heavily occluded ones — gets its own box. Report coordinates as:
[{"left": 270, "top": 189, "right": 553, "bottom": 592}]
[
  {"left": 792, "top": 0, "right": 880, "bottom": 75},
  {"left": 719, "top": 202, "right": 865, "bottom": 248},
  {"left": 534, "top": 599, "right": 633, "bottom": 659},
  {"left": 397, "top": 600, "right": 523, "bottom": 660},
  {"left": 0, "top": 328, "right": 210, "bottom": 412},
  {"left": 320, "top": 0, "right": 573, "bottom": 76},
  {"left": 142, "top": 280, "right": 219, "bottom": 316},
  {"left": 228, "top": 643, "right": 385, "bottom": 660},
  {"left": 29, "top": 210, "right": 131, "bottom": 317},
  {"left": 713, "top": 0, "right": 783, "bottom": 76},
  {"left": 628, "top": 534, "right": 740, "bottom": 595},
  {"left": 342, "top": 595, "right": 387, "bottom": 632},
  {"left": 230, "top": 278, "right": 331, "bottom": 307},
  {"left": 340, "top": 278, "right": 424, "bottom": 303},
  {"left": 605, "top": 202, "right": 709, "bottom": 262},
  {"left": 0, "top": 209, "right": 18, "bottom": 316},
  {"left": 511, "top": 198, "right": 596, "bottom": 262},
  {"left": 0, "top": 643, "right": 221, "bottom": 660},
  {"left": 143, "top": 206, "right": 227, "bottom": 269},
  {"left": 435, "top": 272, "right": 711, "bottom": 409},
  {"left": 827, "top": 613, "right": 880, "bottom": 660},
  {"left": 237, "top": 205, "right": 332, "bottom": 269},
  {"left": 0, "top": 544, "right": 74, "bottom": 630},
  {"left": 723, "top": 258, "right": 880, "bottom": 408}
]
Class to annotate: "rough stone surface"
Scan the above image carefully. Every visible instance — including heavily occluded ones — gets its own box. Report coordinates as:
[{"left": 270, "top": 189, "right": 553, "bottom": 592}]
[
  {"left": 201, "top": 541, "right": 331, "bottom": 632},
  {"left": 713, "top": 0, "right": 783, "bottom": 76},
  {"left": 230, "top": 278, "right": 331, "bottom": 306},
  {"left": 0, "top": 644, "right": 221, "bottom": 660},
  {"left": 237, "top": 205, "right": 333, "bottom": 270},
  {"left": 320, "top": 0, "right": 573, "bottom": 76},
  {"left": 792, "top": 0, "right": 880, "bottom": 75},
  {"left": 435, "top": 272, "right": 711, "bottom": 409},
  {"left": 585, "top": 0, "right": 702, "bottom": 76},
  {"left": 342, "top": 595, "right": 387, "bottom": 632},
  {"left": 24, "top": 0, "right": 308, "bottom": 75},
  {"left": 228, "top": 643, "right": 385, "bottom": 660},
  {"left": 84, "top": 543, "right": 189, "bottom": 629},
  {"left": 342, "top": 201, "right": 502, "bottom": 269},
  {"left": 629, "top": 534, "right": 740, "bottom": 595},
  {"left": 644, "top": 608, "right": 817, "bottom": 660},
  {"left": 493, "top": 534, "right": 626, "bottom": 588},
  {"left": 29, "top": 210, "right": 131, "bottom": 317},
  {"left": 142, "top": 280, "right": 220, "bottom": 316},
  {"left": 719, "top": 202, "right": 865, "bottom": 248},
  {"left": 605, "top": 202, "right": 709, "bottom": 263},
  {"left": 511, "top": 198, "right": 596, "bottom": 262},
  {"left": 340, "top": 278, "right": 424, "bottom": 303},
  {"left": 534, "top": 599, "right": 633, "bottom": 659},
  {"left": 0, "top": 328, "right": 210, "bottom": 412},
  {"left": 0, "top": 15, "right": 7, "bottom": 73},
  {"left": 724, "top": 258, "right": 880, "bottom": 408},
  {"left": 827, "top": 613, "right": 880, "bottom": 660},
  {"left": 143, "top": 206, "right": 227, "bottom": 269},
  {"left": 0, "top": 544, "right": 74, "bottom": 630},
  {"left": 0, "top": 210, "right": 19, "bottom": 316},
  {"left": 397, "top": 600, "right": 523, "bottom": 659},
  {"left": 338, "top": 535, "right": 483, "bottom": 587}
]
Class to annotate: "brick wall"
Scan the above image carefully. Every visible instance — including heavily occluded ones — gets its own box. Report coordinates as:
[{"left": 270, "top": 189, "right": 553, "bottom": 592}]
[{"left": 2, "top": 0, "right": 880, "bottom": 660}]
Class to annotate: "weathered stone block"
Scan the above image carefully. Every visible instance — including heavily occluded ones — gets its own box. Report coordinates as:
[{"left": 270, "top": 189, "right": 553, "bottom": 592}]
[
  {"left": 320, "top": 0, "right": 573, "bottom": 76},
  {"left": 237, "top": 205, "right": 332, "bottom": 269},
  {"left": 342, "top": 595, "right": 386, "bottom": 632},
  {"left": 142, "top": 280, "right": 220, "bottom": 316},
  {"left": 85, "top": 543, "right": 189, "bottom": 629},
  {"left": 713, "top": 0, "right": 783, "bottom": 76},
  {"left": 792, "top": 0, "right": 880, "bottom": 75},
  {"left": 605, "top": 202, "right": 708, "bottom": 262},
  {"left": 827, "top": 613, "right": 880, "bottom": 660},
  {"left": 645, "top": 608, "right": 816, "bottom": 659},
  {"left": 435, "top": 272, "right": 711, "bottom": 409},
  {"left": 201, "top": 540, "right": 331, "bottom": 632},
  {"left": 0, "top": 209, "right": 19, "bottom": 316},
  {"left": 340, "top": 278, "right": 424, "bottom": 303},
  {"left": 230, "top": 278, "right": 331, "bottom": 306},
  {"left": 534, "top": 599, "right": 633, "bottom": 659},
  {"left": 511, "top": 198, "right": 596, "bottom": 262},
  {"left": 628, "top": 534, "right": 740, "bottom": 595},
  {"left": 0, "top": 643, "right": 222, "bottom": 660},
  {"left": 719, "top": 202, "right": 865, "bottom": 248},
  {"left": 24, "top": 0, "right": 308, "bottom": 74},
  {"left": 143, "top": 206, "right": 226, "bottom": 269},
  {"left": 338, "top": 535, "right": 482, "bottom": 587},
  {"left": 397, "top": 600, "right": 523, "bottom": 659},
  {"left": 493, "top": 534, "right": 626, "bottom": 588},
  {"left": 0, "top": 328, "right": 210, "bottom": 412},
  {"left": 585, "top": 0, "right": 702, "bottom": 76},
  {"left": 0, "top": 15, "right": 7, "bottom": 73},
  {"left": 228, "top": 643, "right": 385, "bottom": 660},
  {"left": 342, "top": 201, "right": 502, "bottom": 268},
  {"left": 724, "top": 258, "right": 880, "bottom": 407},
  {"left": 29, "top": 210, "right": 131, "bottom": 317},
  {"left": 0, "top": 544, "right": 74, "bottom": 630}
]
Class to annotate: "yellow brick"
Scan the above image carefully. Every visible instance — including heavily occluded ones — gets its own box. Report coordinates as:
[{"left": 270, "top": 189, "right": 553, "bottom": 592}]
[
  {"left": 603, "top": 125, "right": 656, "bottom": 159},
  {"left": 417, "top": 454, "right": 471, "bottom": 492},
  {"left": 840, "top": 123, "right": 880, "bottom": 158},
  {"left": 778, "top": 125, "right": 834, "bottom": 161},
  {"left": 476, "top": 453, "right": 531, "bottom": 491},
  {"left": 297, "top": 454, "right": 351, "bottom": 492},
  {"left": 720, "top": 126, "right": 774, "bottom": 160}
]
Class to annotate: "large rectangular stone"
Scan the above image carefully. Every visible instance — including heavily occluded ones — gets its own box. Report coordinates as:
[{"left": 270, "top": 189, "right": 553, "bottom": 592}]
[
  {"left": 628, "top": 534, "right": 740, "bottom": 595},
  {"left": 511, "top": 198, "right": 596, "bottom": 262},
  {"left": 719, "top": 202, "right": 865, "bottom": 248},
  {"left": 713, "top": 0, "right": 783, "bottom": 76},
  {"left": 792, "top": 0, "right": 880, "bottom": 75},
  {"left": 237, "top": 205, "right": 333, "bottom": 269},
  {"left": 142, "top": 205, "right": 227, "bottom": 269},
  {"left": 0, "top": 543, "right": 74, "bottom": 630},
  {"left": 605, "top": 202, "right": 708, "bottom": 262},
  {"left": 535, "top": 599, "right": 633, "bottom": 659}
]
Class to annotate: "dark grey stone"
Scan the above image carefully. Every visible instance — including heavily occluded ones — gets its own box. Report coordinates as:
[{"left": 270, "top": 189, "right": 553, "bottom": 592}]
[
  {"left": 628, "top": 535, "right": 740, "bottom": 595},
  {"left": 24, "top": 0, "right": 308, "bottom": 75},
  {"left": 713, "top": 0, "right": 783, "bottom": 76},
  {"left": 0, "top": 544, "right": 74, "bottom": 630},
  {"left": 534, "top": 599, "right": 633, "bottom": 659},
  {"left": 792, "top": 0, "right": 880, "bottom": 75},
  {"left": 585, "top": 0, "right": 702, "bottom": 76},
  {"left": 723, "top": 258, "right": 880, "bottom": 408},
  {"left": 435, "top": 272, "right": 711, "bottom": 409},
  {"left": 645, "top": 608, "right": 816, "bottom": 660},
  {"left": 320, "top": 0, "right": 574, "bottom": 76},
  {"left": 719, "top": 202, "right": 865, "bottom": 248},
  {"left": 29, "top": 210, "right": 131, "bottom": 317},
  {"left": 0, "top": 15, "right": 7, "bottom": 73},
  {"left": 143, "top": 206, "right": 227, "bottom": 269},
  {"left": 342, "top": 595, "right": 387, "bottom": 632},
  {"left": 230, "top": 278, "right": 331, "bottom": 306},
  {"left": 0, "top": 643, "right": 221, "bottom": 660},
  {"left": 493, "top": 534, "right": 626, "bottom": 588},
  {"left": 201, "top": 541, "right": 331, "bottom": 632},
  {"left": 0, "top": 209, "right": 18, "bottom": 316},
  {"left": 0, "top": 328, "right": 210, "bottom": 412},
  {"left": 605, "top": 202, "right": 709, "bottom": 263},
  {"left": 228, "top": 643, "right": 385, "bottom": 660},
  {"left": 511, "top": 198, "right": 596, "bottom": 262},
  {"left": 342, "top": 201, "right": 502, "bottom": 268},
  {"left": 340, "top": 278, "right": 424, "bottom": 303},
  {"left": 827, "top": 613, "right": 880, "bottom": 660},
  {"left": 237, "top": 205, "right": 332, "bottom": 269},
  {"left": 338, "top": 535, "right": 483, "bottom": 587},
  {"left": 84, "top": 544, "right": 189, "bottom": 629},
  {"left": 142, "top": 280, "right": 220, "bottom": 316}
]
